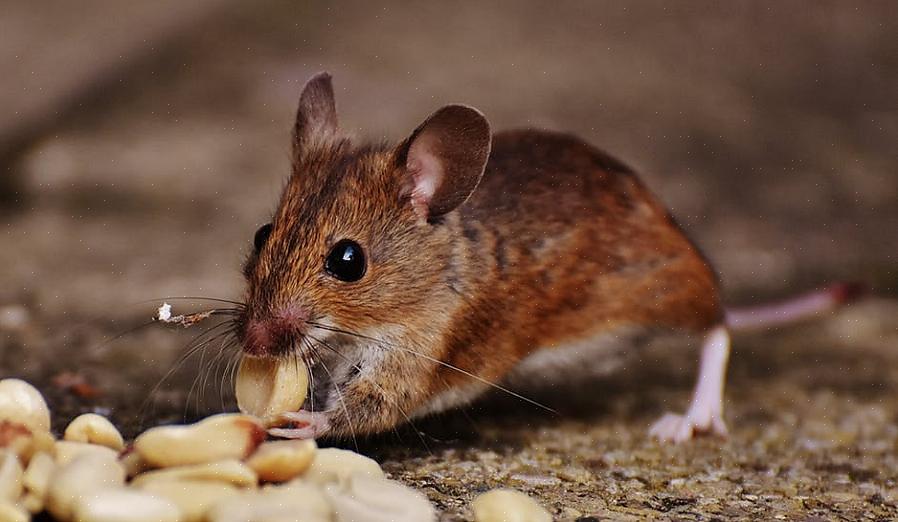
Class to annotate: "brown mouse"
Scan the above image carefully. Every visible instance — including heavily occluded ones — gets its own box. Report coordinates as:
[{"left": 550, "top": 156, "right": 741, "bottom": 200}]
[{"left": 237, "top": 72, "right": 860, "bottom": 443}]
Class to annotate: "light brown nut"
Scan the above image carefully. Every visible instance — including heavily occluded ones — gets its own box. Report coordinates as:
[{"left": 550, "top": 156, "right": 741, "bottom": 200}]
[
  {"left": 21, "top": 491, "right": 43, "bottom": 514},
  {"left": 46, "top": 453, "right": 126, "bottom": 521},
  {"left": 0, "top": 422, "right": 38, "bottom": 464},
  {"left": 235, "top": 357, "right": 308, "bottom": 422},
  {"left": 246, "top": 439, "right": 316, "bottom": 483},
  {"left": 72, "top": 487, "right": 181, "bottom": 522},
  {"left": 118, "top": 450, "right": 148, "bottom": 478},
  {"left": 301, "top": 448, "right": 383, "bottom": 486},
  {"left": 0, "top": 379, "right": 50, "bottom": 433},
  {"left": 136, "top": 479, "right": 236, "bottom": 522},
  {"left": 206, "top": 482, "right": 330, "bottom": 522},
  {"left": 63, "top": 415, "right": 124, "bottom": 451},
  {"left": 22, "top": 451, "right": 54, "bottom": 501},
  {"left": 53, "top": 442, "right": 119, "bottom": 467},
  {"left": 259, "top": 481, "right": 331, "bottom": 517},
  {"left": 1, "top": 427, "right": 54, "bottom": 466},
  {"left": 131, "top": 460, "right": 258, "bottom": 489},
  {"left": 0, "top": 502, "right": 29, "bottom": 522},
  {"left": 134, "top": 414, "right": 265, "bottom": 468},
  {"left": 325, "top": 475, "right": 436, "bottom": 522},
  {"left": 471, "top": 489, "right": 552, "bottom": 522},
  {"left": 0, "top": 451, "right": 23, "bottom": 503}
]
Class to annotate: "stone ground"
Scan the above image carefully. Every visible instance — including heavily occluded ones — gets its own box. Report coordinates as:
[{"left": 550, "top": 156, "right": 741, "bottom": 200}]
[{"left": 2, "top": 1, "right": 897, "bottom": 520}]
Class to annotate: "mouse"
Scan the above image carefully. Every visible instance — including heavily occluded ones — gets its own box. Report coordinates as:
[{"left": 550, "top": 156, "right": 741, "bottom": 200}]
[{"left": 236, "top": 72, "right": 861, "bottom": 443}]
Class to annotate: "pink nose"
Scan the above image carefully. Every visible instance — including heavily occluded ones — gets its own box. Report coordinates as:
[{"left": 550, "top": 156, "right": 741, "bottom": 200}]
[{"left": 242, "top": 306, "right": 309, "bottom": 357}]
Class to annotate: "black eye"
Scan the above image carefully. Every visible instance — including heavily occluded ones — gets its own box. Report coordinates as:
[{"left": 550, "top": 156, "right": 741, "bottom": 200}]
[
  {"left": 253, "top": 223, "right": 273, "bottom": 253},
  {"left": 325, "top": 239, "right": 366, "bottom": 282}
]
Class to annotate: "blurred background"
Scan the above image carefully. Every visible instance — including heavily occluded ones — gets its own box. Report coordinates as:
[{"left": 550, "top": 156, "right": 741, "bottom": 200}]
[{"left": 2, "top": 1, "right": 897, "bottom": 518}]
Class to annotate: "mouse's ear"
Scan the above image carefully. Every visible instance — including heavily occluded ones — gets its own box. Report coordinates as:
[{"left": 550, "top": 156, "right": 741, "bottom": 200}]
[
  {"left": 396, "top": 105, "right": 491, "bottom": 220},
  {"left": 293, "top": 72, "right": 338, "bottom": 150}
]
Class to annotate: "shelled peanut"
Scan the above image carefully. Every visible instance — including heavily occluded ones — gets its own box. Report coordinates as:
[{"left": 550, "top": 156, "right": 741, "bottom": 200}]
[{"left": 0, "top": 373, "right": 551, "bottom": 522}]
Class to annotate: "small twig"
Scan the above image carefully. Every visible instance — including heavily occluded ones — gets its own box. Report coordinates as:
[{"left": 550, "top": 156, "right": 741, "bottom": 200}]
[{"left": 155, "top": 302, "right": 216, "bottom": 328}]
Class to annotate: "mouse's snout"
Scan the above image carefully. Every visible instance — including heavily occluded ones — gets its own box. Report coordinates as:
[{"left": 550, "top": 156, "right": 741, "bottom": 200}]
[{"left": 241, "top": 304, "right": 309, "bottom": 358}]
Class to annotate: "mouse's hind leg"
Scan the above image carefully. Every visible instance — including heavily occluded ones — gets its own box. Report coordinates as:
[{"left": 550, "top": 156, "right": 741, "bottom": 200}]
[{"left": 649, "top": 325, "right": 730, "bottom": 443}]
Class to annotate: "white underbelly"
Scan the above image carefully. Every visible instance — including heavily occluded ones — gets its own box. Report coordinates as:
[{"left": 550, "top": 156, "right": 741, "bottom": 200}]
[
  {"left": 503, "top": 329, "right": 637, "bottom": 390},
  {"left": 412, "top": 328, "right": 641, "bottom": 418}
]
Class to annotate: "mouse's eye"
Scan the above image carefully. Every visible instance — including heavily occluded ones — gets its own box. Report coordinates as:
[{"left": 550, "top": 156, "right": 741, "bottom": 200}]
[
  {"left": 325, "top": 239, "right": 366, "bottom": 282},
  {"left": 253, "top": 223, "right": 273, "bottom": 253}
]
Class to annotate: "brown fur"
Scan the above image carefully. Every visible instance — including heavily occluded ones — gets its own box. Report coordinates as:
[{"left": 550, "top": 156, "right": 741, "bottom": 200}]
[{"left": 239, "top": 76, "right": 721, "bottom": 439}]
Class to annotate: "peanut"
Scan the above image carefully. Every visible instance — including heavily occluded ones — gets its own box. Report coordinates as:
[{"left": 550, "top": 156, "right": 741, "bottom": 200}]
[
  {"left": 136, "top": 480, "right": 236, "bottom": 522},
  {"left": 46, "top": 453, "right": 126, "bottom": 521},
  {"left": 0, "top": 380, "right": 50, "bottom": 433},
  {"left": 118, "top": 450, "right": 148, "bottom": 478},
  {"left": 206, "top": 482, "right": 330, "bottom": 522},
  {"left": 0, "top": 451, "right": 23, "bottom": 503},
  {"left": 134, "top": 414, "right": 265, "bottom": 468},
  {"left": 53, "top": 442, "right": 119, "bottom": 467},
  {"left": 21, "top": 491, "right": 43, "bottom": 514},
  {"left": 301, "top": 448, "right": 383, "bottom": 486},
  {"left": 22, "top": 451, "right": 54, "bottom": 503},
  {"left": 235, "top": 357, "right": 308, "bottom": 422},
  {"left": 325, "top": 475, "right": 435, "bottom": 522},
  {"left": 0, "top": 424, "right": 54, "bottom": 466},
  {"left": 0, "top": 374, "right": 539, "bottom": 522},
  {"left": 0, "top": 502, "right": 28, "bottom": 522},
  {"left": 63, "top": 414, "right": 124, "bottom": 451},
  {"left": 260, "top": 480, "right": 331, "bottom": 515},
  {"left": 246, "top": 439, "right": 316, "bottom": 483},
  {"left": 72, "top": 488, "right": 181, "bottom": 522},
  {"left": 131, "top": 460, "right": 257, "bottom": 489},
  {"left": 471, "top": 489, "right": 552, "bottom": 522}
]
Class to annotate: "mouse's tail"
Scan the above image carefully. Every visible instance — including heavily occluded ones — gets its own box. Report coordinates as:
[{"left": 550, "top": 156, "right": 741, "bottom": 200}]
[{"left": 724, "top": 282, "right": 866, "bottom": 332}]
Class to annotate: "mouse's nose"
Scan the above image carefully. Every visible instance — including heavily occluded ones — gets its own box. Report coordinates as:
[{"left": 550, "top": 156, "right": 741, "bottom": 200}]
[{"left": 242, "top": 305, "right": 309, "bottom": 357}]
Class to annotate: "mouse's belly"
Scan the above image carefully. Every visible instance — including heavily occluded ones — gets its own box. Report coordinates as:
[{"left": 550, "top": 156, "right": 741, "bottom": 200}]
[
  {"left": 411, "top": 327, "right": 640, "bottom": 418},
  {"left": 502, "top": 327, "right": 641, "bottom": 389}
]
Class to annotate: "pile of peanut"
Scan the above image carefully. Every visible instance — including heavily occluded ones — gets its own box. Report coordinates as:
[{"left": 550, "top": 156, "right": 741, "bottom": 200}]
[{"left": 0, "top": 377, "right": 552, "bottom": 522}]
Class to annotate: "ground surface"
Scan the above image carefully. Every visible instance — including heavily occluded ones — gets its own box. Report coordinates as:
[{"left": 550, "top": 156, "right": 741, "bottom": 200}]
[{"left": 2, "top": 1, "right": 897, "bottom": 520}]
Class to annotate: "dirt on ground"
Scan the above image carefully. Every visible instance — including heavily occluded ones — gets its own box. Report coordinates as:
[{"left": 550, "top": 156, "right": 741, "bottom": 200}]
[{"left": 2, "top": 1, "right": 897, "bottom": 520}]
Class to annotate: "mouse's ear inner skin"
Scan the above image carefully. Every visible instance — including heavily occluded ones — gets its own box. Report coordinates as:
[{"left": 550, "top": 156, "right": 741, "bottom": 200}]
[{"left": 395, "top": 104, "right": 492, "bottom": 221}]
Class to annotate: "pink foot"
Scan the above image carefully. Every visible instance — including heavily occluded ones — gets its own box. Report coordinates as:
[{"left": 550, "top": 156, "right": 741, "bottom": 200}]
[
  {"left": 649, "top": 326, "right": 731, "bottom": 444},
  {"left": 267, "top": 410, "right": 330, "bottom": 440},
  {"left": 649, "top": 411, "right": 728, "bottom": 443}
]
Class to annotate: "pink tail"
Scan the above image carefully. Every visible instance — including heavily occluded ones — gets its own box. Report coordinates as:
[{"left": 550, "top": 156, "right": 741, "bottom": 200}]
[{"left": 725, "top": 282, "right": 866, "bottom": 331}]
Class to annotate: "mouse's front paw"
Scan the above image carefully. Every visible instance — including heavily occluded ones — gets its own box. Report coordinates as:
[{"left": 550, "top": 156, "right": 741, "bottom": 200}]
[
  {"left": 649, "top": 410, "right": 728, "bottom": 443},
  {"left": 267, "top": 410, "right": 331, "bottom": 440}
]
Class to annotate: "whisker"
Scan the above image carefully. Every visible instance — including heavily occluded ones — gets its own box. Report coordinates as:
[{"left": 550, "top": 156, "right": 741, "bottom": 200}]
[
  {"left": 220, "top": 340, "right": 242, "bottom": 412},
  {"left": 194, "top": 328, "right": 235, "bottom": 411},
  {"left": 391, "top": 345, "right": 556, "bottom": 414},
  {"left": 134, "top": 296, "right": 246, "bottom": 308},
  {"left": 298, "top": 339, "right": 316, "bottom": 413},
  {"left": 295, "top": 346, "right": 316, "bottom": 414},
  {"left": 305, "top": 322, "right": 557, "bottom": 415},
  {"left": 188, "top": 324, "right": 238, "bottom": 415},
  {"left": 140, "top": 320, "right": 234, "bottom": 423},
  {"left": 205, "top": 327, "right": 240, "bottom": 414},
  {"left": 188, "top": 334, "right": 211, "bottom": 413},
  {"left": 318, "top": 355, "right": 359, "bottom": 452},
  {"left": 95, "top": 320, "right": 159, "bottom": 350},
  {"left": 202, "top": 334, "right": 235, "bottom": 416},
  {"left": 308, "top": 334, "right": 429, "bottom": 454}
]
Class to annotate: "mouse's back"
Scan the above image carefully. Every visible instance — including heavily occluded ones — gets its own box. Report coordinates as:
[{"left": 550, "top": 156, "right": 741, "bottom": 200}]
[{"left": 428, "top": 128, "right": 722, "bottom": 398}]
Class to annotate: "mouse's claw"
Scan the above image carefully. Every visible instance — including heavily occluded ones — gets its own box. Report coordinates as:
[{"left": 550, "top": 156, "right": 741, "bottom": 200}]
[
  {"left": 649, "top": 411, "right": 728, "bottom": 443},
  {"left": 267, "top": 410, "right": 330, "bottom": 440}
]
